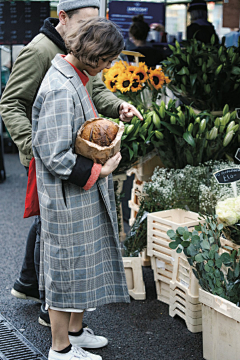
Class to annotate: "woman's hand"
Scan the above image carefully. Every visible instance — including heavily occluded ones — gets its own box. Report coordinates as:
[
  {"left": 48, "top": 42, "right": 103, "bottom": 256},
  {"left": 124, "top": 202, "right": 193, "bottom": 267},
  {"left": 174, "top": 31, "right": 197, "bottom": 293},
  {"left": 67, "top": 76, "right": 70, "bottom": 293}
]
[{"left": 99, "top": 152, "right": 122, "bottom": 178}]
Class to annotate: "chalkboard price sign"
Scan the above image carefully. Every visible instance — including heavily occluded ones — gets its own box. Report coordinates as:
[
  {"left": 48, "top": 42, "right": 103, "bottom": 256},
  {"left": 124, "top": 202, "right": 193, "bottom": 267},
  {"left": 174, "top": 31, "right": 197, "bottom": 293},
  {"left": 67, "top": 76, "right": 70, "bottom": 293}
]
[
  {"left": 214, "top": 168, "right": 240, "bottom": 184},
  {"left": 0, "top": 1, "right": 50, "bottom": 45}
]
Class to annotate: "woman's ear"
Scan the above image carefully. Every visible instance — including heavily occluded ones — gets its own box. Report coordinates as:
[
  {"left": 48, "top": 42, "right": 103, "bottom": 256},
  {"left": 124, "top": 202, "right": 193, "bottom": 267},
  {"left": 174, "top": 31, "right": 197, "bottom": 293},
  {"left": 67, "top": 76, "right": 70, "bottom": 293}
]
[{"left": 59, "top": 10, "right": 68, "bottom": 25}]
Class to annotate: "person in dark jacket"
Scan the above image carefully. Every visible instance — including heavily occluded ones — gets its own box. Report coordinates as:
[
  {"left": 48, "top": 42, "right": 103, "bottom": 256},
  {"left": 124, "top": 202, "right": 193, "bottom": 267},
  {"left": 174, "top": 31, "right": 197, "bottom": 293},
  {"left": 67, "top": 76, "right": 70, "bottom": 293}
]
[
  {"left": 128, "top": 15, "right": 163, "bottom": 67},
  {"left": 187, "top": 0, "right": 219, "bottom": 44}
]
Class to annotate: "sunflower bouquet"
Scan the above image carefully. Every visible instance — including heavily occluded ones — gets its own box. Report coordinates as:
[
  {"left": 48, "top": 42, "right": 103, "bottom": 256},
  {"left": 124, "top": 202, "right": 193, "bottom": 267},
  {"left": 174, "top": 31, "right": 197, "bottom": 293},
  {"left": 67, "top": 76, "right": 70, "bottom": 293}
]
[{"left": 104, "top": 61, "right": 170, "bottom": 111}]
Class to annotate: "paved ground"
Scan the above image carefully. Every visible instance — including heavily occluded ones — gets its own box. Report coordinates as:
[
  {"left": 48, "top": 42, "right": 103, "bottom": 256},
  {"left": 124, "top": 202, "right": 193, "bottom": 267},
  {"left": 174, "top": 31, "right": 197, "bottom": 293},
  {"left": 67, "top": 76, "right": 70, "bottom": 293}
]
[{"left": 0, "top": 153, "right": 204, "bottom": 360}]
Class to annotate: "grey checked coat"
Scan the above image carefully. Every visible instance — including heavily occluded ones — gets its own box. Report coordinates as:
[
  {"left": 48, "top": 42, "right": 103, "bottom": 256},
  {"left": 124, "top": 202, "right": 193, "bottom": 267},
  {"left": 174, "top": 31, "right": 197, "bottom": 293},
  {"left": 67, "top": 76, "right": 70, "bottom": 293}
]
[{"left": 32, "top": 55, "right": 130, "bottom": 309}]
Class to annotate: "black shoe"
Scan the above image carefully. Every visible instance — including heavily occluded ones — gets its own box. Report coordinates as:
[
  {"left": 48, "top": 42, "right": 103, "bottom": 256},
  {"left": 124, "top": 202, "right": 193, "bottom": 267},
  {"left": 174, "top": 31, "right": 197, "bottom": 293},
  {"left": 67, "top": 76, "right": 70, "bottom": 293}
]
[
  {"left": 38, "top": 305, "right": 51, "bottom": 327},
  {"left": 38, "top": 305, "right": 88, "bottom": 329},
  {"left": 11, "top": 279, "right": 41, "bottom": 303}
]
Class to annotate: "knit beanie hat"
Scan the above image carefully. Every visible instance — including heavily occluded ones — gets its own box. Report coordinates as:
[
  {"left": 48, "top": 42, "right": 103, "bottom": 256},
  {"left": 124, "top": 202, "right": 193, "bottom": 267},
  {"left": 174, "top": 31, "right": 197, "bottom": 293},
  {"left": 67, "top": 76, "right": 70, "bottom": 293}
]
[
  {"left": 57, "top": 0, "right": 100, "bottom": 15},
  {"left": 188, "top": 0, "right": 207, "bottom": 12}
]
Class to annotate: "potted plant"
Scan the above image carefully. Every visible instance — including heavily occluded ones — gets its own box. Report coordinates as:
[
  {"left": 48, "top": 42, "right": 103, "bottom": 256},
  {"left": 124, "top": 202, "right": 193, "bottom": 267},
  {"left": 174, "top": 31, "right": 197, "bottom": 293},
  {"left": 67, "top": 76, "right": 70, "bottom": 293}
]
[{"left": 162, "top": 38, "right": 240, "bottom": 112}]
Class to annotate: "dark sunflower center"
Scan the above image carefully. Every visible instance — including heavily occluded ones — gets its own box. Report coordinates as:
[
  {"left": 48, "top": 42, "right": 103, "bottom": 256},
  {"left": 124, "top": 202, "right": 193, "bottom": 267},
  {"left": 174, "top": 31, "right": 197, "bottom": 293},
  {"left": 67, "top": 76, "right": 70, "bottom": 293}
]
[
  {"left": 123, "top": 80, "right": 130, "bottom": 88},
  {"left": 136, "top": 72, "right": 144, "bottom": 80},
  {"left": 153, "top": 76, "right": 159, "bottom": 85},
  {"left": 132, "top": 80, "right": 139, "bottom": 88}
]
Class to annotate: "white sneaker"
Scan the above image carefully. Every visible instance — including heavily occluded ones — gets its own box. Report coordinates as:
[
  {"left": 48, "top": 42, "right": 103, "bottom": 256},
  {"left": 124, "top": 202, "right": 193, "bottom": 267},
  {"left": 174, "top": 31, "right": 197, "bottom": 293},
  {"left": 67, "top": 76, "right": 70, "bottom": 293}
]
[
  {"left": 69, "top": 328, "right": 108, "bottom": 349},
  {"left": 48, "top": 345, "right": 102, "bottom": 360}
]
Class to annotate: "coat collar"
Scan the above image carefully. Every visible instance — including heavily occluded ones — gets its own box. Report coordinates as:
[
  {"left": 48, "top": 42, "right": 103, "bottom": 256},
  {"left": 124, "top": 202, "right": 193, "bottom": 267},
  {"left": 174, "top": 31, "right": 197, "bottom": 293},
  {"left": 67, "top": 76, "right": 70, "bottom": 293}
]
[{"left": 51, "top": 54, "right": 89, "bottom": 87}]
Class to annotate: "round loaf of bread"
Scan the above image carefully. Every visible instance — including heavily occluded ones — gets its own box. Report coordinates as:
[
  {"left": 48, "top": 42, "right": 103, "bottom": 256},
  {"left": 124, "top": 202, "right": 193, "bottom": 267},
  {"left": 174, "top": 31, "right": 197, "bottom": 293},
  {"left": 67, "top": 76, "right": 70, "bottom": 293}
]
[{"left": 81, "top": 119, "right": 118, "bottom": 147}]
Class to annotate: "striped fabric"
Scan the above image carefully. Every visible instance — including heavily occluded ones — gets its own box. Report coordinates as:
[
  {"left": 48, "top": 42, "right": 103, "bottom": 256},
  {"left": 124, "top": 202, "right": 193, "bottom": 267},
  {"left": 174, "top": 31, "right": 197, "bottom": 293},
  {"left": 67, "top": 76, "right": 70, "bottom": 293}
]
[{"left": 32, "top": 54, "right": 130, "bottom": 309}]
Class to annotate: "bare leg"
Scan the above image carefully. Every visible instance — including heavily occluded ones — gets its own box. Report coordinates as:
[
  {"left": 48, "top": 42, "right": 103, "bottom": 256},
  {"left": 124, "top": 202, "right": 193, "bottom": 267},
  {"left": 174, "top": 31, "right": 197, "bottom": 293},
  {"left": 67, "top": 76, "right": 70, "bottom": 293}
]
[
  {"left": 69, "top": 312, "right": 84, "bottom": 332},
  {"left": 48, "top": 309, "right": 71, "bottom": 351}
]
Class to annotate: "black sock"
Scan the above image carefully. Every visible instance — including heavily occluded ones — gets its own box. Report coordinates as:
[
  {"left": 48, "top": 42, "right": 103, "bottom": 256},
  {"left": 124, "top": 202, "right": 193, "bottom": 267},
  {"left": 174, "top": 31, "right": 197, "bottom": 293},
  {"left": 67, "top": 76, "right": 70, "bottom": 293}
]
[
  {"left": 68, "top": 328, "right": 83, "bottom": 337},
  {"left": 56, "top": 344, "right": 72, "bottom": 354}
]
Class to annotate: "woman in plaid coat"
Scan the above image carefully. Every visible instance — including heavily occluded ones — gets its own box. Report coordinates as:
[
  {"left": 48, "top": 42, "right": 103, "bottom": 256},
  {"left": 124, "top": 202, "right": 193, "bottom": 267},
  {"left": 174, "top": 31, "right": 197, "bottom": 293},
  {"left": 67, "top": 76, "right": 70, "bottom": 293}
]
[{"left": 32, "top": 18, "right": 139, "bottom": 360}]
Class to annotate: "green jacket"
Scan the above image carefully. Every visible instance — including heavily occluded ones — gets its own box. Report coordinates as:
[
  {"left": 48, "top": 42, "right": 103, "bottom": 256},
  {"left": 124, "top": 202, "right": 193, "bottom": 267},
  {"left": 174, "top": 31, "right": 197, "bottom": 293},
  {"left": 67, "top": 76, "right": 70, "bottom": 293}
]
[{"left": 0, "top": 22, "right": 123, "bottom": 167}]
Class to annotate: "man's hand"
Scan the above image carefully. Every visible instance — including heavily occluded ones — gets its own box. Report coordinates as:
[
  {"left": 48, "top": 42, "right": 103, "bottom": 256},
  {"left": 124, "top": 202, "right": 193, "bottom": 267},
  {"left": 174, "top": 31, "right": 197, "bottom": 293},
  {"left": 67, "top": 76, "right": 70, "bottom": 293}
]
[
  {"left": 99, "top": 152, "right": 122, "bottom": 178},
  {"left": 119, "top": 102, "right": 143, "bottom": 122}
]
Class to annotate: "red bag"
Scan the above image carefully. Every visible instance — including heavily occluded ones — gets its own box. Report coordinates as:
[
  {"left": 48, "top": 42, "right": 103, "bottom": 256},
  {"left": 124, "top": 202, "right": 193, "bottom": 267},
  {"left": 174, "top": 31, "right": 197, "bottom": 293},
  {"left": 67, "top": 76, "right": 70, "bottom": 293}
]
[{"left": 23, "top": 157, "right": 40, "bottom": 218}]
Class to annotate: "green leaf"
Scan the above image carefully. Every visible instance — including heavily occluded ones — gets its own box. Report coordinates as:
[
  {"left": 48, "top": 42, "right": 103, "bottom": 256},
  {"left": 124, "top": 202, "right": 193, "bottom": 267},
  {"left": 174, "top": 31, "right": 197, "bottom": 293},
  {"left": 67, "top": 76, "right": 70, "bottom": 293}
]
[
  {"left": 169, "top": 242, "right": 179, "bottom": 249},
  {"left": 209, "top": 237, "right": 215, "bottom": 244},
  {"left": 215, "top": 258, "right": 222, "bottom": 269},
  {"left": 202, "top": 240, "right": 210, "bottom": 250},
  {"left": 202, "top": 252, "right": 209, "bottom": 260},
  {"left": 183, "top": 132, "right": 196, "bottom": 147},
  {"left": 216, "top": 287, "right": 224, "bottom": 295},
  {"left": 167, "top": 229, "right": 176, "bottom": 239},
  {"left": 176, "top": 247, "right": 182, "bottom": 253},
  {"left": 220, "top": 252, "right": 231, "bottom": 263},
  {"left": 132, "top": 141, "right": 138, "bottom": 156},
  {"left": 190, "top": 74, "right": 197, "bottom": 87},
  {"left": 192, "top": 235, "right": 200, "bottom": 244},
  {"left": 195, "top": 253, "right": 204, "bottom": 262},
  {"left": 208, "top": 260, "right": 214, "bottom": 267},
  {"left": 181, "top": 240, "right": 190, "bottom": 247},
  {"left": 177, "top": 67, "right": 187, "bottom": 75},
  {"left": 217, "top": 223, "right": 224, "bottom": 231},
  {"left": 204, "top": 263, "right": 211, "bottom": 272},
  {"left": 183, "top": 231, "right": 190, "bottom": 240},
  {"left": 187, "top": 244, "right": 198, "bottom": 257},
  {"left": 234, "top": 262, "right": 240, "bottom": 277},
  {"left": 231, "top": 67, "right": 240, "bottom": 75},
  {"left": 195, "top": 225, "right": 201, "bottom": 231},
  {"left": 160, "top": 121, "right": 183, "bottom": 136},
  {"left": 177, "top": 227, "right": 185, "bottom": 235}
]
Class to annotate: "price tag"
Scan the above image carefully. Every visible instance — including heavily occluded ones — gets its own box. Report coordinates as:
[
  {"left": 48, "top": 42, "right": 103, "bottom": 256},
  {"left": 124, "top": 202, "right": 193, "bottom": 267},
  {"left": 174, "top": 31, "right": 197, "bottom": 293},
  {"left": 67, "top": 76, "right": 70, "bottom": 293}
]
[
  {"left": 214, "top": 168, "right": 240, "bottom": 197},
  {"left": 214, "top": 168, "right": 240, "bottom": 184}
]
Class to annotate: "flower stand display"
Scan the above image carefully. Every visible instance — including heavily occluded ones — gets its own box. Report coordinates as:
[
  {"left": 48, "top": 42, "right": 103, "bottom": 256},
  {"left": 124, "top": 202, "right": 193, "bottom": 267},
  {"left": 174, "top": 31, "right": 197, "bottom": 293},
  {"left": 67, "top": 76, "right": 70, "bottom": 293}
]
[
  {"left": 122, "top": 257, "right": 146, "bottom": 300},
  {"left": 147, "top": 209, "right": 200, "bottom": 305},
  {"left": 169, "top": 252, "right": 202, "bottom": 333},
  {"left": 199, "top": 288, "right": 240, "bottom": 360}
]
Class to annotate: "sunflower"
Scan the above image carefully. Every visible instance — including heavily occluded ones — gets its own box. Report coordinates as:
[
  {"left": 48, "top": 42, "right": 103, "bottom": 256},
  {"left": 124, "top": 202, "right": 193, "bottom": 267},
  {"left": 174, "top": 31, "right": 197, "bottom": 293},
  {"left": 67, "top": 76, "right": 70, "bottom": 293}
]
[
  {"left": 105, "top": 67, "right": 121, "bottom": 81},
  {"left": 127, "top": 65, "right": 137, "bottom": 74},
  {"left": 138, "top": 62, "right": 148, "bottom": 73},
  {"left": 148, "top": 69, "right": 165, "bottom": 90},
  {"left": 134, "top": 66, "right": 148, "bottom": 83},
  {"left": 116, "top": 72, "right": 132, "bottom": 93},
  {"left": 164, "top": 76, "right": 171, "bottom": 84},
  {"left": 130, "top": 74, "right": 143, "bottom": 92},
  {"left": 105, "top": 78, "right": 117, "bottom": 92}
]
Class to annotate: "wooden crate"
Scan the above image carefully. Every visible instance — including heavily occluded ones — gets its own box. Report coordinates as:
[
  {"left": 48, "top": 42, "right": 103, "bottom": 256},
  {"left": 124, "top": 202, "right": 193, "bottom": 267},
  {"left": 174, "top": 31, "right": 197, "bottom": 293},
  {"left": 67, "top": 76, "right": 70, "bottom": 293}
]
[
  {"left": 147, "top": 209, "right": 201, "bottom": 305},
  {"left": 123, "top": 257, "right": 146, "bottom": 300}
]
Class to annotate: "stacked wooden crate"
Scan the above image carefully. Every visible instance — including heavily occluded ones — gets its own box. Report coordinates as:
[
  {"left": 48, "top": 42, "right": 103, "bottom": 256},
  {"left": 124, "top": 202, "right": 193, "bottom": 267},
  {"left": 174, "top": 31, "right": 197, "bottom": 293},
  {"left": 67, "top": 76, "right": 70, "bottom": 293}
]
[
  {"left": 169, "top": 252, "right": 202, "bottom": 333},
  {"left": 147, "top": 209, "right": 200, "bottom": 305}
]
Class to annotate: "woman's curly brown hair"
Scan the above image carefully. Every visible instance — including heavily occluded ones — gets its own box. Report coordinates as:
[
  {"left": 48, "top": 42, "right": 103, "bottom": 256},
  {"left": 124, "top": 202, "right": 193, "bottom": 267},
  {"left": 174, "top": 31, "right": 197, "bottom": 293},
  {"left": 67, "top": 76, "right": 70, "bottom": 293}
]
[{"left": 65, "top": 17, "right": 124, "bottom": 69}]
